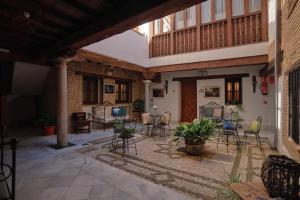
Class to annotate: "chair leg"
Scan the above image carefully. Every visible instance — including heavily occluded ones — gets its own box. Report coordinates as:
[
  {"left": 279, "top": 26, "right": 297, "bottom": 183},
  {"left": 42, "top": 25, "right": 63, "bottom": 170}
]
[
  {"left": 257, "top": 134, "right": 262, "bottom": 149},
  {"left": 217, "top": 130, "right": 221, "bottom": 149},
  {"left": 133, "top": 138, "right": 137, "bottom": 155},
  {"left": 243, "top": 132, "right": 247, "bottom": 149}
]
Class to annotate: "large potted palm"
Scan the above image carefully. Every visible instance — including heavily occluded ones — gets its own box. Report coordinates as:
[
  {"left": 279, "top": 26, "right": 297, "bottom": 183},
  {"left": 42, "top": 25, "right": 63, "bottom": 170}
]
[{"left": 173, "top": 118, "right": 217, "bottom": 155}]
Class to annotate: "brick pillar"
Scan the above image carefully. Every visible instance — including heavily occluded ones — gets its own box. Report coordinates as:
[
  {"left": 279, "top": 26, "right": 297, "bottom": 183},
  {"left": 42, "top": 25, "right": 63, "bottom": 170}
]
[
  {"left": 55, "top": 58, "right": 70, "bottom": 147},
  {"left": 143, "top": 80, "right": 152, "bottom": 112}
]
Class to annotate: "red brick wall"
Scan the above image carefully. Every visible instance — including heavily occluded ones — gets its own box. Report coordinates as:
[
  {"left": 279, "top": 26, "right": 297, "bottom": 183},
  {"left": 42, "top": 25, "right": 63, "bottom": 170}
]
[{"left": 281, "top": 0, "right": 300, "bottom": 161}]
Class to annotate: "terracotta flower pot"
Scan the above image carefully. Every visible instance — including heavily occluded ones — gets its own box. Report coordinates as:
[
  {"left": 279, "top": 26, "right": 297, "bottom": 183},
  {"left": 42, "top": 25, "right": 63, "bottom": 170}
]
[
  {"left": 185, "top": 142, "right": 205, "bottom": 156},
  {"left": 45, "top": 126, "right": 56, "bottom": 136}
]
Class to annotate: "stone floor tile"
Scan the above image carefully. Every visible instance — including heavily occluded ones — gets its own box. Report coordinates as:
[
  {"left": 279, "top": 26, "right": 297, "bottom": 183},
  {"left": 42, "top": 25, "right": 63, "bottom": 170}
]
[
  {"left": 47, "top": 176, "right": 76, "bottom": 188},
  {"left": 38, "top": 187, "right": 68, "bottom": 200},
  {"left": 64, "top": 186, "right": 92, "bottom": 200}
]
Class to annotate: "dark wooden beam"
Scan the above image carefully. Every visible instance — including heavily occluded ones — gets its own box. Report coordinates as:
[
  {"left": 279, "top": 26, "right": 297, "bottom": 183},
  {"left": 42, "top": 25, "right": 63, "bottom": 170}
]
[
  {"left": 61, "top": 0, "right": 97, "bottom": 16},
  {"left": 74, "top": 71, "right": 136, "bottom": 82},
  {"left": 42, "top": 0, "right": 204, "bottom": 58},
  {"left": 32, "top": 0, "right": 82, "bottom": 27},
  {"left": 148, "top": 55, "right": 268, "bottom": 73},
  {"left": 75, "top": 49, "right": 146, "bottom": 73},
  {"left": 173, "top": 73, "right": 250, "bottom": 81},
  {"left": 0, "top": 1, "right": 73, "bottom": 34}
]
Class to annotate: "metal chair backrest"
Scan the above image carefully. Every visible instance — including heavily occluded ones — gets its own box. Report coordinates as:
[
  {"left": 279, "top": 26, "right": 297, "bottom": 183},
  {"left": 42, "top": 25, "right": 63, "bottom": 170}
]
[
  {"left": 199, "top": 101, "right": 224, "bottom": 119},
  {"left": 256, "top": 115, "right": 263, "bottom": 133},
  {"left": 113, "top": 120, "right": 124, "bottom": 133},
  {"left": 223, "top": 113, "right": 239, "bottom": 131},
  {"left": 159, "top": 114, "right": 168, "bottom": 125}
]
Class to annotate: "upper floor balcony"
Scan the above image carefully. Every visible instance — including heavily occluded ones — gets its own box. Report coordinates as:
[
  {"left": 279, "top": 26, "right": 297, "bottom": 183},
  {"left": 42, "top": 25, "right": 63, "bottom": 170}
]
[{"left": 149, "top": 0, "right": 268, "bottom": 58}]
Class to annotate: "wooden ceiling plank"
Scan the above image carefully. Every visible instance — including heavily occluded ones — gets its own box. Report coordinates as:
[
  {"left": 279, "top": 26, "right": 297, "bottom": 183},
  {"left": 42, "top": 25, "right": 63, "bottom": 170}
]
[
  {"left": 32, "top": 0, "right": 82, "bottom": 27},
  {"left": 61, "top": 0, "right": 97, "bottom": 16},
  {"left": 76, "top": 49, "right": 147, "bottom": 73},
  {"left": 41, "top": 0, "right": 204, "bottom": 58}
]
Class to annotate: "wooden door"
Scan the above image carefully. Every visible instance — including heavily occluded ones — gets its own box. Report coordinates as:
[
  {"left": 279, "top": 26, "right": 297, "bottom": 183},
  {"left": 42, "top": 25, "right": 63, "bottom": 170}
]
[{"left": 181, "top": 79, "right": 197, "bottom": 122}]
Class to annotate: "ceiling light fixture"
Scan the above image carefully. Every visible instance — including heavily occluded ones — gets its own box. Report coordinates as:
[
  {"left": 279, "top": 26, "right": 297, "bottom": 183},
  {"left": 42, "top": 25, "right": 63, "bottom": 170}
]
[{"left": 23, "top": 11, "right": 30, "bottom": 19}]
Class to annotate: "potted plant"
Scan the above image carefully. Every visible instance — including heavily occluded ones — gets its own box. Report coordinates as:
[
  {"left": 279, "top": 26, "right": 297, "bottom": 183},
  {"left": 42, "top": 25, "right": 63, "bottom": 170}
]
[
  {"left": 133, "top": 99, "right": 145, "bottom": 112},
  {"left": 34, "top": 118, "right": 56, "bottom": 136},
  {"left": 173, "top": 118, "right": 217, "bottom": 155}
]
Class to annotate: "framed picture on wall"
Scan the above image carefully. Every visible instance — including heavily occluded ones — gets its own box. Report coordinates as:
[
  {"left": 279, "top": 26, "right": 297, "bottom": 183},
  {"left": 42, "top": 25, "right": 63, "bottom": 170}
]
[
  {"left": 204, "top": 87, "right": 220, "bottom": 98},
  {"left": 152, "top": 88, "right": 165, "bottom": 98},
  {"left": 104, "top": 84, "right": 116, "bottom": 95}
]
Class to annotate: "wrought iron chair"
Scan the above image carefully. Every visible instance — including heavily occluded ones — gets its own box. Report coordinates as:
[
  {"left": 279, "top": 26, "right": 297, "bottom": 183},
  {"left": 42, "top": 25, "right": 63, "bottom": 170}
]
[
  {"left": 156, "top": 114, "right": 168, "bottom": 140},
  {"left": 217, "top": 113, "right": 240, "bottom": 152},
  {"left": 115, "top": 119, "right": 137, "bottom": 155},
  {"left": 141, "top": 113, "right": 153, "bottom": 136},
  {"left": 243, "top": 116, "right": 263, "bottom": 149},
  {"left": 199, "top": 101, "right": 224, "bottom": 121}
]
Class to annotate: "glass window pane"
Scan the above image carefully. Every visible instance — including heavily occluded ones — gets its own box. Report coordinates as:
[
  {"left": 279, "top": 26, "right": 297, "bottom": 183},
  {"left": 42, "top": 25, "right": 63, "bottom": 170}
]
[
  {"left": 215, "top": 0, "right": 226, "bottom": 20},
  {"left": 175, "top": 11, "right": 184, "bottom": 29},
  {"left": 249, "top": 0, "right": 261, "bottom": 12},
  {"left": 163, "top": 16, "right": 170, "bottom": 32},
  {"left": 232, "top": 0, "right": 244, "bottom": 16},
  {"left": 201, "top": 0, "right": 212, "bottom": 23},
  {"left": 154, "top": 19, "right": 160, "bottom": 35},
  {"left": 187, "top": 6, "right": 196, "bottom": 26}
]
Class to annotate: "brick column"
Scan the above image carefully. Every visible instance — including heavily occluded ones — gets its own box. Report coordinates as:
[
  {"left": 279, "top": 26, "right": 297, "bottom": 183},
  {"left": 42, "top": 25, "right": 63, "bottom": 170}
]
[
  {"left": 55, "top": 58, "right": 70, "bottom": 147},
  {"left": 143, "top": 80, "right": 152, "bottom": 113}
]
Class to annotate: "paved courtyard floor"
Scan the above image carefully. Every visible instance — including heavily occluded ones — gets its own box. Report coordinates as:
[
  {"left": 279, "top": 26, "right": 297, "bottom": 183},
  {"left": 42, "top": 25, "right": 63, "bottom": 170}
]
[{"left": 3, "top": 123, "right": 277, "bottom": 200}]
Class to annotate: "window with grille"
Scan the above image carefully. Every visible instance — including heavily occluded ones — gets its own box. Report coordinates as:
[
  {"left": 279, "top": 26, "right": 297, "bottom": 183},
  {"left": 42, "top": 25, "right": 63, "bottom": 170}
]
[
  {"left": 83, "top": 76, "right": 98, "bottom": 105},
  {"left": 289, "top": 68, "right": 300, "bottom": 144},
  {"left": 116, "top": 81, "right": 132, "bottom": 104},
  {"left": 225, "top": 77, "right": 242, "bottom": 104}
]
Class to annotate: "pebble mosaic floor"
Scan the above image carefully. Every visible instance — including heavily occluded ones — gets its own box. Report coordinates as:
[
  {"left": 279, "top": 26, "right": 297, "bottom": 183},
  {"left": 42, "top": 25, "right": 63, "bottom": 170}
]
[{"left": 77, "top": 134, "right": 278, "bottom": 199}]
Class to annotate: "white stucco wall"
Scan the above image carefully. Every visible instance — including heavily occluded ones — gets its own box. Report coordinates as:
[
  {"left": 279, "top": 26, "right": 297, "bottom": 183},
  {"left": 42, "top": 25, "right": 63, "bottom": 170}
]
[
  {"left": 150, "top": 65, "right": 275, "bottom": 130},
  {"left": 83, "top": 30, "right": 149, "bottom": 67}
]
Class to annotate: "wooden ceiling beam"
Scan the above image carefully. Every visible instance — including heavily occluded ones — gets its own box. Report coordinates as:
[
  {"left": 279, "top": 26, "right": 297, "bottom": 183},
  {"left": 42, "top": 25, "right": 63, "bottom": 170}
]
[
  {"left": 75, "top": 49, "right": 147, "bottom": 73},
  {"left": 147, "top": 55, "right": 269, "bottom": 73},
  {"left": 61, "top": 0, "right": 97, "bottom": 16},
  {"left": 0, "top": 1, "right": 71, "bottom": 35},
  {"left": 32, "top": 0, "right": 82, "bottom": 27},
  {"left": 0, "top": 24, "right": 55, "bottom": 43},
  {"left": 42, "top": 0, "right": 204, "bottom": 58}
]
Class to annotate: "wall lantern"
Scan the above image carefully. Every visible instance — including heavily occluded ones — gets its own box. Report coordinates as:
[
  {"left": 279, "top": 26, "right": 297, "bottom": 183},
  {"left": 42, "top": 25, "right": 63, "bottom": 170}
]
[
  {"left": 252, "top": 75, "right": 257, "bottom": 93},
  {"left": 164, "top": 80, "right": 168, "bottom": 94}
]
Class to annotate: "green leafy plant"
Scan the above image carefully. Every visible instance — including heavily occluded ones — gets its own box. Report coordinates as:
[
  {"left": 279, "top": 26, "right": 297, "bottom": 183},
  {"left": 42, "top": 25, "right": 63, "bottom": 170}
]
[
  {"left": 133, "top": 99, "right": 145, "bottom": 112},
  {"left": 216, "top": 171, "right": 241, "bottom": 200},
  {"left": 173, "top": 118, "right": 217, "bottom": 145},
  {"left": 33, "top": 117, "right": 56, "bottom": 128}
]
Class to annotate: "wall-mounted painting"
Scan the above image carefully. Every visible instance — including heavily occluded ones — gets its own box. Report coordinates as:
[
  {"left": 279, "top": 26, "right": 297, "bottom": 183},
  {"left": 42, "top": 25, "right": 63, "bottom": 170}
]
[
  {"left": 204, "top": 87, "right": 220, "bottom": 98},
  {"left": 152, "top": 88, "right": 165, "bottom": 98},
  {"left": 104, "top": 84, "right": 116, "bottom": 95}
]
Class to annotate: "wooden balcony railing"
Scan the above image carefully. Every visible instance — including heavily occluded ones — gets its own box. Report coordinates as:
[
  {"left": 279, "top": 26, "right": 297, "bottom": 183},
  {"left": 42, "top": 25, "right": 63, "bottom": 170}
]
[
  {"left": 200, "top": 20, "right": 228, "bottom": 50},
  {"left": 232, "top": 12, "right": 263, "bottom": 46},
  {"left": 150, "top": 10, "right": 267, "bottom": 57},
  {"left": 151, "top": 33, "right": 171, "bottom": 57},
  {"left": 174, "top": 27, "right": 197, "bottom": 54}
]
